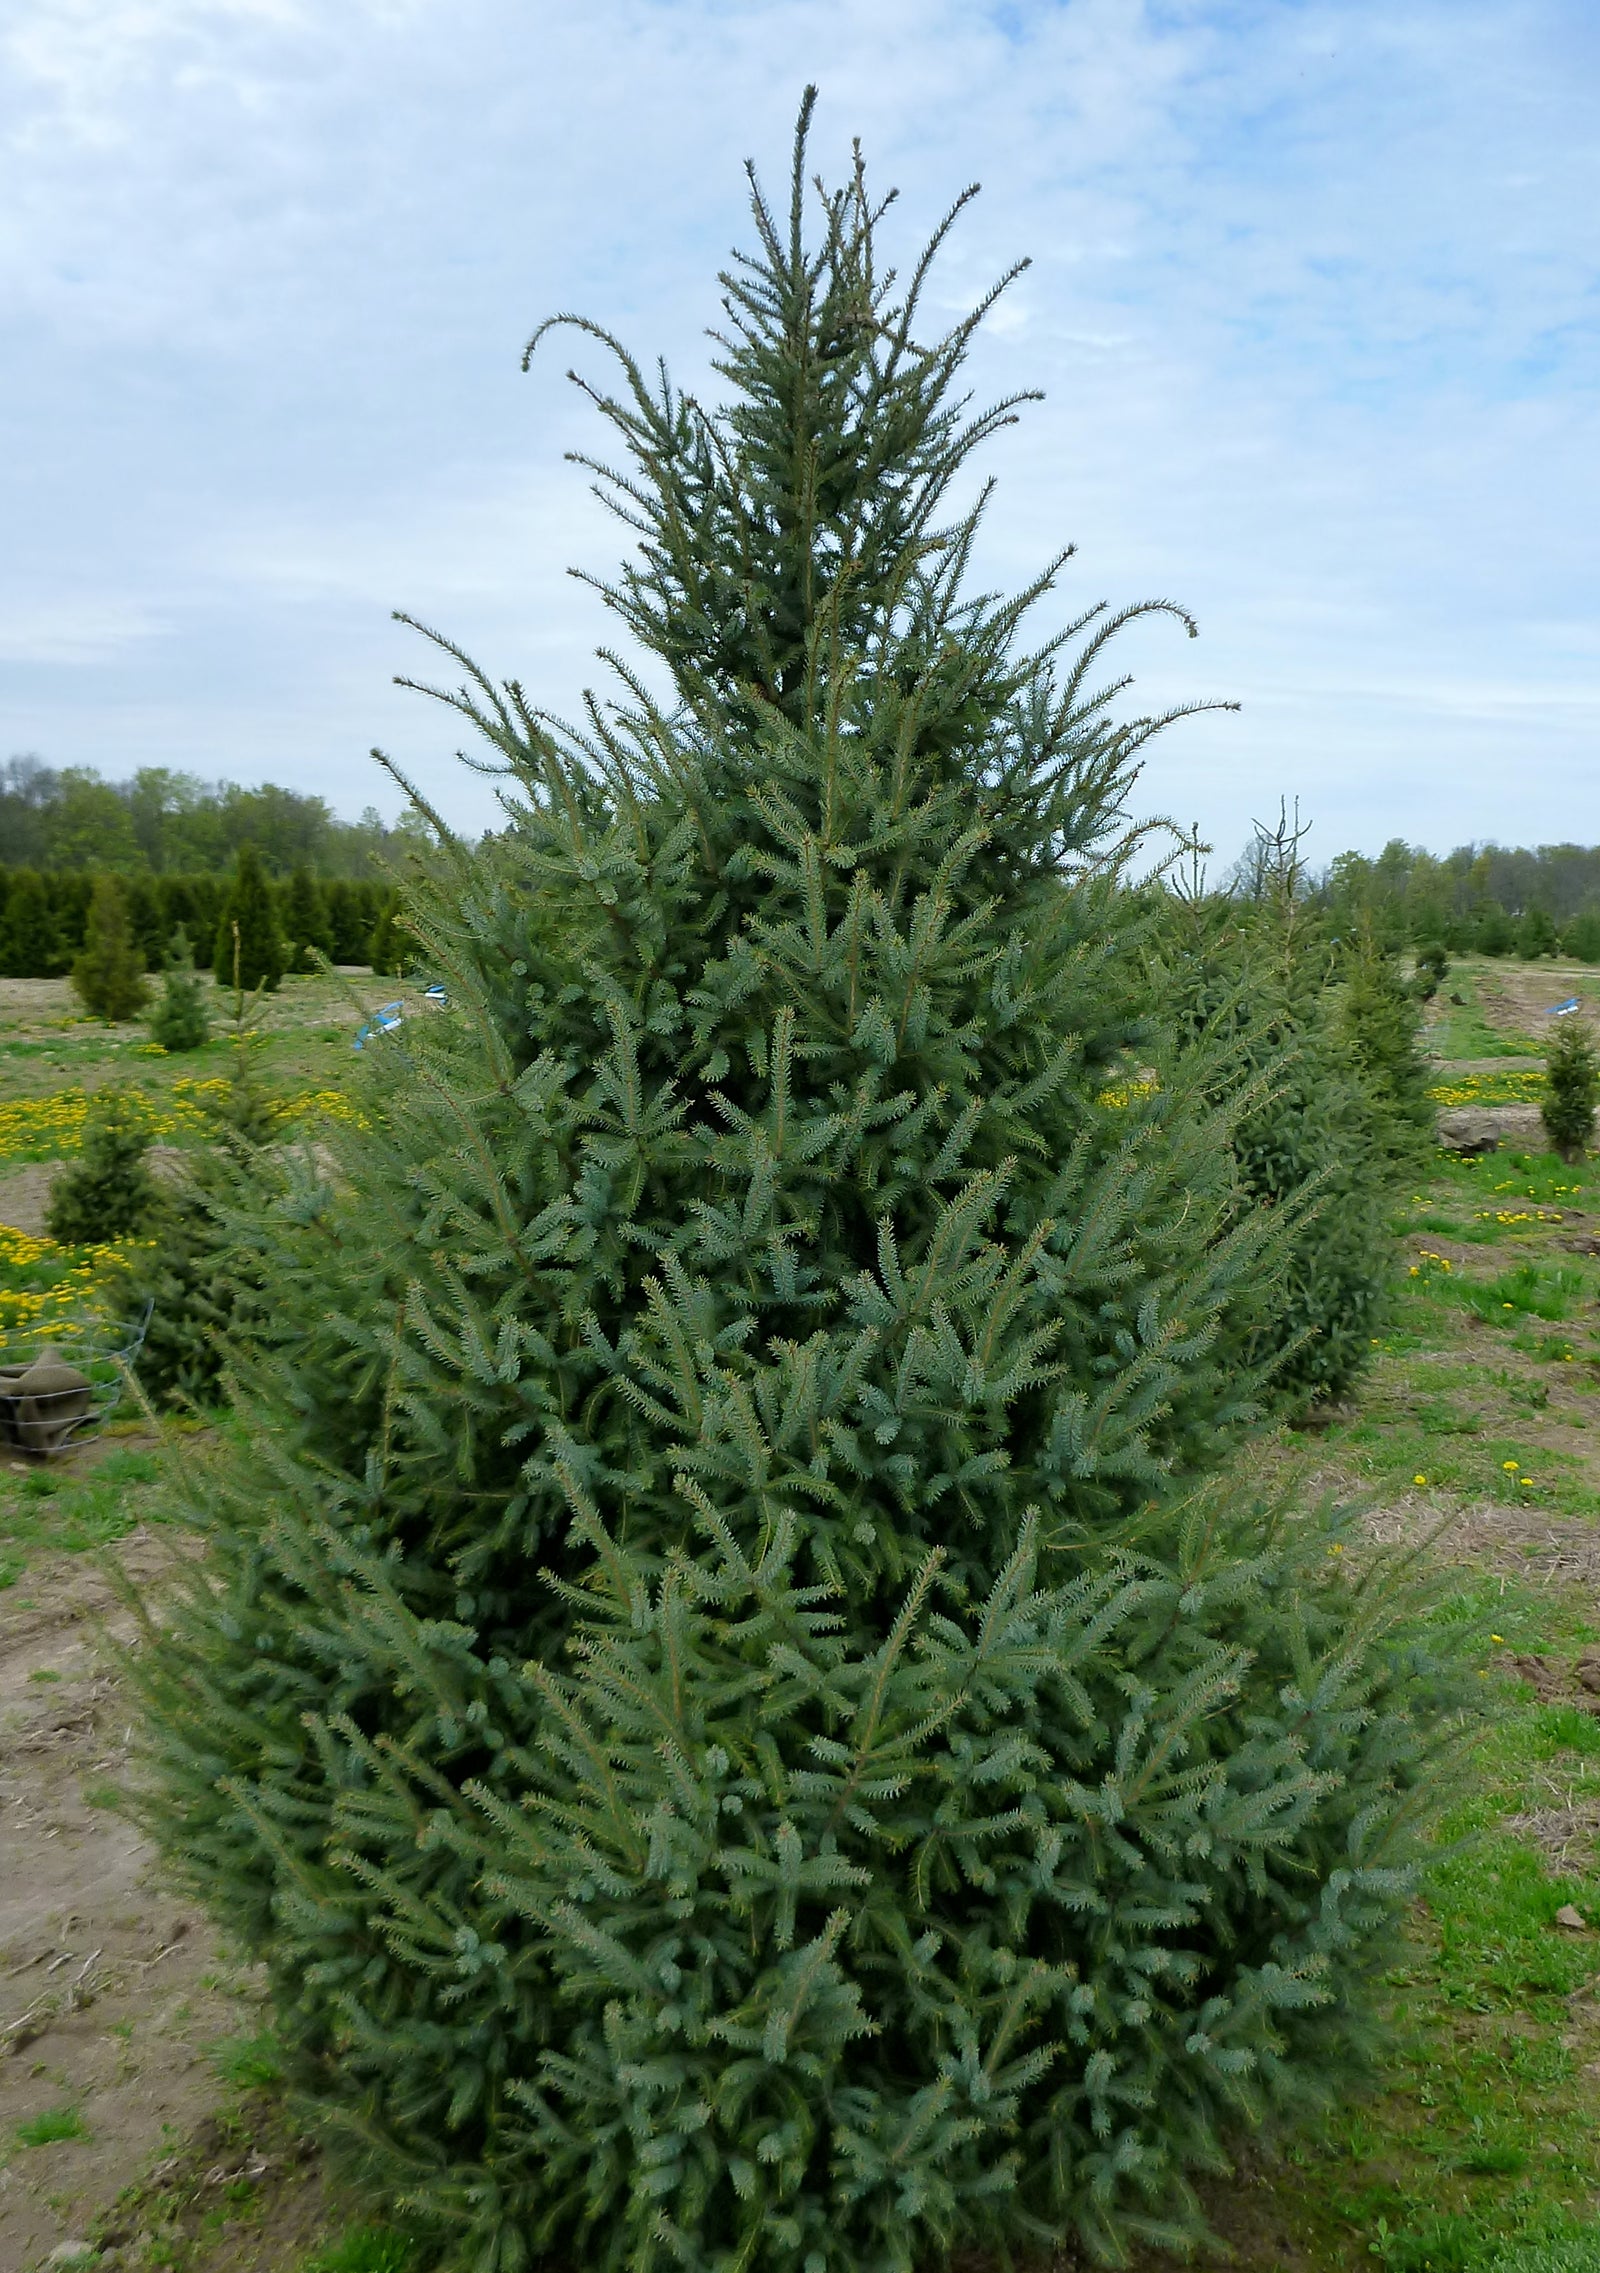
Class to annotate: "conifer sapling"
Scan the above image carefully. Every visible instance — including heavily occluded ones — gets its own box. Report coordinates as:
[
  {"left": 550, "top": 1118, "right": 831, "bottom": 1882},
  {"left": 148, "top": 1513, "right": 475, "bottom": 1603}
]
[
  {"left": 1543, "top": 1017, "right": 1598, "bottom": 1164},
  {"left": 1, "top": 871, "right": 61, "bottom": 979},
  {"left": 147, "top": 927, "right": 212, "bottom": 1052},
  {"left": 213, "top": 845, "right": 286, "bottom": 992},
  {"left": 72, "top": 874, "right": 149, "bottom": 1022},
  {"left": 366, "top": 890, "right": 405, "bottom": 974},
  {"left": 284, "top": 866, "right": 333, "bottom": 972},
  {"left": 46, "top": 1087, "right": 158, "bottom": 1245}
]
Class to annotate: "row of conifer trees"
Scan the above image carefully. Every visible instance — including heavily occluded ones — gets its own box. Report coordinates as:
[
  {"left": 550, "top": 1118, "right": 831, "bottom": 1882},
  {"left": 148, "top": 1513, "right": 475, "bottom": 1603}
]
[
  {"left": 0, "top": 858, "right": 402, "bottom": 984},
  {"left": 107, "top": 102, "right": 1485, "bottom": 2273}
]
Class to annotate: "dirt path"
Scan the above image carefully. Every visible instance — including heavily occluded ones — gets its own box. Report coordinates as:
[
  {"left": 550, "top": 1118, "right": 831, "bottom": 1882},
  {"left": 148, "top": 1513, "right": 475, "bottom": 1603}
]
[
  {"left": 1471, "top": 960, "right": 1600, "bottom": 1043},
  {"left": 0, "top": 1163, "right": 63, "bottom": 1238},
  {"left": 0, "top": 1530, "right": 266, "bottom": 2271}
]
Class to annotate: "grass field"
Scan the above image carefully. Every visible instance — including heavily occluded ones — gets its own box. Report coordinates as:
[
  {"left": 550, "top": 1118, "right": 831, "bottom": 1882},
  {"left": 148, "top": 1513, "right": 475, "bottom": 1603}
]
[{"left": 1, "top": 958, "right": 1598, "bottom": 2272}]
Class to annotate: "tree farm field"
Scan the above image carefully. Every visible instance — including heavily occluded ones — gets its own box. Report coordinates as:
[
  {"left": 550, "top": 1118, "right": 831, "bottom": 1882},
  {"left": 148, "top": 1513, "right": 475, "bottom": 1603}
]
[{"left": 0, "top": 960, "right": 1598, "bottom": 2273}]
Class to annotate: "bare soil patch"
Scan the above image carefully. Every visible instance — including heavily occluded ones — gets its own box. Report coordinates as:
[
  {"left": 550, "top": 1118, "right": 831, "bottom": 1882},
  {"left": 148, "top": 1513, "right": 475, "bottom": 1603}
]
[
  {"left": 78, "top": 2095, "right": 338, "bottom": 2273},
  {"left": 0, "top": 1528, "right": 265, "bottom": 2273},
  {"left": 1365, "top": 1492, "right": 1600, "bottom": 1597},
  {"left": 0, "top": 979, "right": 81, "bottom": 1028},
  {"left": 0, "top": 1162, "right": 64, "bottom": 1237},
  {"left": 1471, "top": 963, "right": 1600, "bottom": 1045}
]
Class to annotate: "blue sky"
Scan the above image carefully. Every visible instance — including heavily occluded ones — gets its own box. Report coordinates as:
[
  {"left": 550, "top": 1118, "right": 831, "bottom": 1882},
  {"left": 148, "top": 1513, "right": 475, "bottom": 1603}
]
[{"left": 2, "top": 0, "right": 1595, "bottom": 866}]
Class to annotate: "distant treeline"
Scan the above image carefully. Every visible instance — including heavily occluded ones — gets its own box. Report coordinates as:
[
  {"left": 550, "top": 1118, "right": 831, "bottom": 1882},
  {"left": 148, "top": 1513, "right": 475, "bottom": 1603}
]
[
  {"left": 1306, "top": 839, "right": 1600, "bottom": 961},
  {"left": 0, "top": 755, "right": 422, "bottom": 878},
  {"left": 0, "top": 865, "right": 399, "bottom": 978}
]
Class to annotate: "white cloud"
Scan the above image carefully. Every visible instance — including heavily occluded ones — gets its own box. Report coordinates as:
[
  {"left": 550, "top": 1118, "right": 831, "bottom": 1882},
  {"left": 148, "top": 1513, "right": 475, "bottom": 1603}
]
[
  {"left": 0, "top": 596, "right": 167, "bottom": 663},
  {"left": 0, "top": 0, "right": 1595, "bottom": 850}
]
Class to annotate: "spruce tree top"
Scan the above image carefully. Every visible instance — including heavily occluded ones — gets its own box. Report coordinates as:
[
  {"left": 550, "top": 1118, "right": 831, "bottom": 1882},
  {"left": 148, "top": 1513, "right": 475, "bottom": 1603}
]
[{"left": 327, "top": 88, "right": 1272, "bottom": 1616}]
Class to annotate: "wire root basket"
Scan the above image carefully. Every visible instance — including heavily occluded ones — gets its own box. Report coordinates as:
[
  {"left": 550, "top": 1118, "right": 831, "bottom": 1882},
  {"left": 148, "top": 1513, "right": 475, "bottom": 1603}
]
[{"left": 0, "top": 1301, "right": 154, "bottom": 1458}]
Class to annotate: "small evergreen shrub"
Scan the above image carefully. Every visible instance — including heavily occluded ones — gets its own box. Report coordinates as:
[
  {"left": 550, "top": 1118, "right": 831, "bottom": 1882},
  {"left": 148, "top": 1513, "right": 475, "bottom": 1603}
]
[
  {"left": 128, "top": 103, "right": 1472, "bottom": 2273},
  {"left": 1516, "top": 906, "right": 1559, "bottom": 959},
  {"left": 325, "top": 878, "right": 366, "bottom": 963},
  {"left": 1542, "top": 1019, "right": 1598, "bottom": 1163},
  {"left": 1562, "top": 910, "right": 1600, "bottom": 964},
  {"left": 284, "top": 866, "right": 334, "bottom": 971},
  {"left": 1, "top": 870, "right": 61, "bottom": 978},
  {"left": 366, "top": 890, "right": 405, "bottom": 974},
  {"left": 1341, "top": 938, "right": 1435, "bottom": 1165},
  {"left": 1413, "top": 940, "right": 1448, "bottom": 999},
  {"left": 72, "top": 875, "right": 150, "bottom": 1022},
  {"left": 121, "top": 972, "right": 288, "bottom": 1403},
  {"left": 147, "top": 928, "right": 212, "bottom": 1052},
  {"left": 45, "top": 1088, "right": 158, "bottom": 1245},
  {"left": 48, "top": 871, "right": 95, "bottom": 963},
  {"left": 1475, "top": 904, "right": 1516, "bottom": 956},
  {"left": 1156, "top": 879, "right": 1396, "bottom": 1407},
  {"left": 125, "top": 873, "right": 165, "bottom": 967},
  {"left": 119, "top": 1149, "right": 270, "bottom": 1407},
  {"left": 214, "top": 846, "right": 286, "bottom": 992}
]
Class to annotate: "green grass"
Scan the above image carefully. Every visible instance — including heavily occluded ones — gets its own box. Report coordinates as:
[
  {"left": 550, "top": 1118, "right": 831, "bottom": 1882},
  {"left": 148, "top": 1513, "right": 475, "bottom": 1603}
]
[
  {"left": 0, "top": 967, "right": 384, "bottom": 1132},
  {"left": 1454, "top": 1262, "right": 1591, "bottom": 1325},
  {"left": 300, "top": 2230, "right": 417, "bottom": 2273},
  {"left": 1242, "top": 1137, "right": 1600, "bottom": 2270},
  {"left": 210, "top": 2029, "right": 285, "bottom": 2091},
  {"left": 1422, "top": 962, "right": 1554, "bottom": 1066},
  {"left": 0, "top": 1444, "right": 164, "bottom": 1582},
  {"left": 1428, "top": 1006, "right": 1545, "bottom": 1064},
  {"left": 1493, "top": 2241, "right": 1600, "bottom": 2273},
  {"left": 13, "top": 2103, "right": 88, "bottom": 2148}
]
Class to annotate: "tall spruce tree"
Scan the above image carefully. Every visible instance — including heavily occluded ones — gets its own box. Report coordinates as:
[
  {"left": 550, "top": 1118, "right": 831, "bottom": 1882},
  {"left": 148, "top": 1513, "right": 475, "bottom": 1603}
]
[
  {"left": 214, "top": 844, "right": 286, "bottom": 991},
  {"left": 128, "top": 101, "right": 1469, "bottom": 2273}
]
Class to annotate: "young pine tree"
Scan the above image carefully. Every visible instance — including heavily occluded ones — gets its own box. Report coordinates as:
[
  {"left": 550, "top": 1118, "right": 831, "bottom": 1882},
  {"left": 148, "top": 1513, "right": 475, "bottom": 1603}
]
[
  {"left": 46, "top": 1087, "right": 158, "bottom": 1244},
  {"left": 49, "top": 872, "right": 96, "bottom": 965},
  {"left": 1475, "top": 902, "right": 1516, "bottom": 955},
  {"left": 365, "top": 888, "right": 405, "bottom": 974},
  {"left": 1340, "top": 930, "right": 1436, "bottom": 1166},
  {"left": 1516, "top": 905, "right": 1559, "bottom": 960},
  {"left": 323, "top": 877, "right": 360, "bottom": 963},
  {"left": 128, "top": 102, "right": 1469, "bottom": 2273},
  {"left": 120, "top": 959, "right": 287, "bottom": 1405},
  {"left": 1154, "top": 814, "right": 1397, "bottom": 1406},
  {"left": 282, "top": 866, "right": 333, "bottom": 971},
  {"left": 124, "top": 873, "right": 165, "bottom": 969},
  {"left": 72, "top": 875, "right": 150, "bottom": 1022},
  {"left": 1412, "top": 939, "right": 1449, "bottom": 1000},
  {"left": 213, "top": 845, "right": 286, "bottom": 991},
  {"left": 1542, "top": 1017, "right": 1598, "bottom": 1163},
  {"left": 158, "top": 874, "right": 199, "bottom": 945},
  {"left": 1563, "top": 909, "right": 1600, "bottom": 964},
  {"left": 147, "top": 927, "right": 212, "bottom": 1052},
  {"left": 1, "top": 870, "right": 60, "bottom": 979}
]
